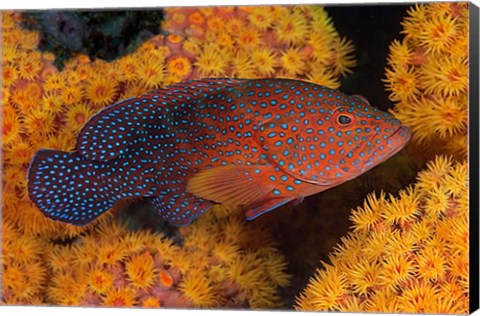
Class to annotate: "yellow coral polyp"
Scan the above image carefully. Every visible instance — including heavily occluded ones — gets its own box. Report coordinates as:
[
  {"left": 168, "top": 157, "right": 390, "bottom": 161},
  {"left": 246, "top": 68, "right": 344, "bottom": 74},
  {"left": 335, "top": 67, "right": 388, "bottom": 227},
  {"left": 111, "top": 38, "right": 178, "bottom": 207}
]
[
  {"left": 142, "top": 297, "right": 161, "bottom": 308},
  {"left": 47, "top": 272, "right": 88, "bottom": 305},
  {"left": 418, "top": 14, "right": 458, "bottom": 55},
  {"left": 97, "top": 242, "right": 129, "bottom": 266},
  {"left": 84, "top": 75, "right": 118, "bottom": 106},
  {"left": 349, "top": 258, "right": 382, "bottom": 295},
  {"left": 306, "top": 31, "right": 333, "bottom": 62},
  {"left": 23, "top": 109, "right": 57, "bottom": 136},
  {"left": 17, "top": 53, "right": 43, "bottom": 80},
  {"left": 2, "top": 63, "right": 19, "bottom": 87},
  {"left": 225, "top": 17, "right": 245, "bottom": 35},
  {"left": 87, "top": 267, "right": 114, "bottom": 294},
  {"left": 41, "top": 92, "right": 63, "bottom": 112},
  {"left": 382, "top": 187, "right": 421, "bottom": 227},
  {"left": 274, "top": 11, "right": 310, "bottom": 46},
  {"left": 248, "top": 7, "right": 275, "bottom": 31},
  {"left": 349, "top": 192, "right": 385, "bottom": 232},
  {"left": 426, "top": 96, "right": 467, "bottom": 140},
  {"left": 235, "top": 28, "right": 262, "bottom": 48},
  {"left": 416, "top": 246, "right": 447, "bottom": 281},
  {"left": 136, "top": 59, "right": 166, "bottom": 89},
  {"left": 263, "top": 253, "right": 291, "bottom": 288},
  {"left": 306, "top": 67, "right": 340, "bottom": 89},
  {"left": 250, "top": 47, "right": 277, "bottom": 77},
  {"left": 279, "top": 48, "right": 306, "bottom": 76},
  {"left": 194, "top": 45, "right": 231, "bottom": 77},
  {"left": 63, "top": 102, "right": 98, "bottom": 132},
  {"left": 166, "top": 56, "right": 192, "bottom": 79},
  {"left": 227, "top": 254, "right": 265, "bottom": 293},
  {"left": 179, "top": 269, "right": 224, "bottom": 308},
  {"left": 102, "top": 287, "right": 137, "bottom": 307},
  {"left": 295, "top": 266, "right": 346, "bottom": 311},
  {"left": 4, "top": 139, "right": 36, "bottom": 166},
  {"left": 230, "top": 53, "right": 257, "bottom": 78},
  {"left": 330, "top": 37, "right": 357, "bottom": 77},
  {"left": 2, "top": 106, "right": 23, "bottom": 145},
  {"left": 116, "top": 55, "right": 140, "bottom": 82},
  {"left": 125, "top": 252, "right": 158, "bottom": 289},
  {"left": 384, "top": 66, "right": 420, "bottom": 102},
  {"left": 386, "top": 39, "right": 412, "bottom": 68},
  {"left": 61, "top": 85, "right": 84, "bottom": 105},
  {"left": 379, "top": 255, "right": 415, "bottom": 290},
  {"left": 43, "top": 72, "right": 64, "bottom": 92},
  {"left": 205, "top": 16, "right": 223, "bottom": 32},
  {"left": 420, "top": 56, "right": 468, "bottom": 97}
]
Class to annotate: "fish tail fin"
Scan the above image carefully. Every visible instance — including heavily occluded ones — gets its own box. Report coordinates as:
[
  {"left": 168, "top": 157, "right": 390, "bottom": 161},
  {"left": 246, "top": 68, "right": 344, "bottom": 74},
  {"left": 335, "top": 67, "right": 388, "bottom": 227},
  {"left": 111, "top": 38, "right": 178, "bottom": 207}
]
[{"left": 27, "top": 149, "right": 118, "bottom": 226}]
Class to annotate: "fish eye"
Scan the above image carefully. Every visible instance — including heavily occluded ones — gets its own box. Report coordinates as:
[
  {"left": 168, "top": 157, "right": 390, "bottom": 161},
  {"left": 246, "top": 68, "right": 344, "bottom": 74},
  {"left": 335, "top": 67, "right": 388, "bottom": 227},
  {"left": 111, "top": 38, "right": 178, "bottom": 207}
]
[{"left": 337, "top": 115, "right": 352, "bottom": 125}]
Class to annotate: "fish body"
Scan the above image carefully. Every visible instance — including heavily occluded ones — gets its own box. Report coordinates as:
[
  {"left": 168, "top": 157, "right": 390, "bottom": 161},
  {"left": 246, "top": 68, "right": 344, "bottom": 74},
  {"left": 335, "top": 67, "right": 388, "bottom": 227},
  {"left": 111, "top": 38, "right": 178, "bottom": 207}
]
[{"left": 27, "top": 78, "right": 411, "bottom": 226}]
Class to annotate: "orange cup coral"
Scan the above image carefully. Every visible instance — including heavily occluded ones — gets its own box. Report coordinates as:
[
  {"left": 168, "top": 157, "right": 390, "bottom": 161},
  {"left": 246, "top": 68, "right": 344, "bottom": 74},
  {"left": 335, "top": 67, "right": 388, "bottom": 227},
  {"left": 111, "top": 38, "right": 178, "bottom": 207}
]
[
  {"left": 44, "top": 209, "right": 290, "bottom": 309},
  {"left": 295, "top": 155, "right": 469, "bottom": 314},
  {"left": 383, "top": 3, "right": 469, "bottom": 161},
  {"left": 162, "top": 5, "right": 356, "bottom": 88}
]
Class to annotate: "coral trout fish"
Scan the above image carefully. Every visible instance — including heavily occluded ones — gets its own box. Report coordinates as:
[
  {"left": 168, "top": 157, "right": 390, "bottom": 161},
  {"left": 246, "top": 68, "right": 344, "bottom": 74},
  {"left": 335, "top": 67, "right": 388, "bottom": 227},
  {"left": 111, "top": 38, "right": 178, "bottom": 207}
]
[{"left": 27, "top": 78, "right": 411, "bottom": 226}]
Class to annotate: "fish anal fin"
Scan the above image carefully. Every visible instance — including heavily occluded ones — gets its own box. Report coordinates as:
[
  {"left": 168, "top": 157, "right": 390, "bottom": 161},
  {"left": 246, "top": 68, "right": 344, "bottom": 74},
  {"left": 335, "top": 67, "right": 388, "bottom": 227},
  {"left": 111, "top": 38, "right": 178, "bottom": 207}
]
[
  {"left": 186, "top": 165, "right": 276, "bottom": 207},
  {"left": 152, "top": 192, "right": 213, "bottom": 227},
  {"left": 244, "top": 197, "right": 294, "bottom": 220}
]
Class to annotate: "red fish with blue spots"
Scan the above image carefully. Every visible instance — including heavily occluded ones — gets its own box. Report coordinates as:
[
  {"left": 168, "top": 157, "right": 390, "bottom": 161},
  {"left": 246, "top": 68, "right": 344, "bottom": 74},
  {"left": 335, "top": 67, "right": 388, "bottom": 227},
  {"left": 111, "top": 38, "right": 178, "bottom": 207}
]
[{"left": 27, "top": 78, "right": 411, "bottom": 226}]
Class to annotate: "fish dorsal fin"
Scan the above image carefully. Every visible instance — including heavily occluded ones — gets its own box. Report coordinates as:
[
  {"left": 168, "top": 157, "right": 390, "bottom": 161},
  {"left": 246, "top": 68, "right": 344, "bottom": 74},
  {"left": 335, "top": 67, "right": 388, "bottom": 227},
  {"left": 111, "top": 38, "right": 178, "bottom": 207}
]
[
  {"left": 353, "top": 94, "right": 370, "bottom": 105},
  {"left": 186, "top": 164, "right": 276, "bottom": 206},
  {"left": 76, "top": 79, "right": 244, "bottom": 162},
  {"left": 254, "top": 113, "right": 338, "bottom": 186},
  {"left": 76, "top": 94, "right": 160, "bottom": 162}
]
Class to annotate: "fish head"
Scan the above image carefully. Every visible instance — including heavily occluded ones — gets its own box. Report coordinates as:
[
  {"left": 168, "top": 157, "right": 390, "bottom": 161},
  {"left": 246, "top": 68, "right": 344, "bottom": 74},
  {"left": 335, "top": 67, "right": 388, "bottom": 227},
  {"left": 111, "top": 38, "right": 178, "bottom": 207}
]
[
  {"left": 256, "top": 93, "right": 411, "bottom": 185},
  {"left": 326, "top": 96, "right": 411, "bottom": 180}
]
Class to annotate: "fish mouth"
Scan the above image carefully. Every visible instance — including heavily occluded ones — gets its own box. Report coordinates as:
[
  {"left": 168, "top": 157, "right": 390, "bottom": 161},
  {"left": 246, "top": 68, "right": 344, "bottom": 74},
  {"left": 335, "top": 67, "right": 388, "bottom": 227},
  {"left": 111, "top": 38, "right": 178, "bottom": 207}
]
[
  {"left": 339, "top": 125, "right": 411, "bottom": 180},
  {"left": 386, "top": 125, "right": 411, "bottom": 155},
  {"left": 344, "top": 125, "right": 411, "bottom": 177},
  {"left": 365, "top": 125, "right": 411, "bottom": 165}
]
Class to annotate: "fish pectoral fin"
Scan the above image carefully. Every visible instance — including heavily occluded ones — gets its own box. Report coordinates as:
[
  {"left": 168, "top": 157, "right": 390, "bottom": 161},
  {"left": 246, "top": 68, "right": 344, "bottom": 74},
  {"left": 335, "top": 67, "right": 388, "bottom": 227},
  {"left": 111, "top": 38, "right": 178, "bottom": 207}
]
[
  {"left": 186, "top": 165, "right": 276, "bottom": 207},
  {"left": 289, "top": 196, "right": 305, "bottom": 207},
  {"left": 244, "top": 197, "right": 294, "bottom": 220}
]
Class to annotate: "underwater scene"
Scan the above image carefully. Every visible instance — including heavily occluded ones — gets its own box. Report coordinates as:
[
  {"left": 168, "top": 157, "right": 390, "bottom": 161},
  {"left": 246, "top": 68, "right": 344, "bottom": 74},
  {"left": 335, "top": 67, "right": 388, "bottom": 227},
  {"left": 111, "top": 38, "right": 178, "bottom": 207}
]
[{"left": 0, "top": 2, "right": 471, "bottom": 313}]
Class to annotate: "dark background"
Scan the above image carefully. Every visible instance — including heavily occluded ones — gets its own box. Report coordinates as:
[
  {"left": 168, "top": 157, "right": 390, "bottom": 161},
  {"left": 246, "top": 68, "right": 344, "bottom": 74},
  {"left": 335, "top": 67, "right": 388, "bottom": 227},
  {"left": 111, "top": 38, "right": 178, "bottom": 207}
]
[{"left": 325, "top": 3, "right": 411, "bottom": 111}]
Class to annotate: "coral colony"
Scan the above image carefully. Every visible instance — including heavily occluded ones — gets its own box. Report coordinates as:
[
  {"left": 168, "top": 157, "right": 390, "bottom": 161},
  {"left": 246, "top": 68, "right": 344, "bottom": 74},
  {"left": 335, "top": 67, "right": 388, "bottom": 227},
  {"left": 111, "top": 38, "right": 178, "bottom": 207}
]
[
  {"left": 1, "top": 2, "right": 469, "bottom": 313},
  {"left": 384, "top": 3, "right": 468, "bottom": 162},
  {"left": 295, "top": 156, "right": 469, "bottom": 313}
]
